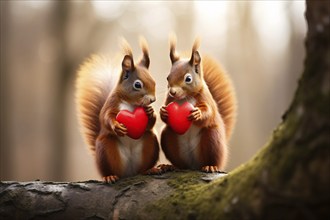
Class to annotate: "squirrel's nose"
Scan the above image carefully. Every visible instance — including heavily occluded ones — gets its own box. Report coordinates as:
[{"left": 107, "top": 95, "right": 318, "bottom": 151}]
[
  {"left": 150, "top": 96, "right": 156, "bottom": 103},
  {"left": 169, "top": 88, "right": 176, "bottom": 97}
]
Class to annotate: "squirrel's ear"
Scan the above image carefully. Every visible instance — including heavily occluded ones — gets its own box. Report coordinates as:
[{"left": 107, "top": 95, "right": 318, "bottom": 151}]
[
  {"left": 189, "top": 50, "right": 201, "bottom": 67},
  {"left": 170, "top": 48, "right": 179, "bottom": 64},
  {"left": 122, "top": 55, "right": 135, "bottom": 72},
  {"left": 140, "top": 53, "right": 150, "bottom": 69},
  {"left": 121, "top": 55, "right": 135, "bottom": 81},
  {"left": 139, "top": 37, "right": 150, "bottom": 69}
]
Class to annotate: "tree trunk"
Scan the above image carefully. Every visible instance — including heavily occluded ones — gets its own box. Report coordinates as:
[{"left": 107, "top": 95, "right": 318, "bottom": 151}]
[{"left": 1, "top": 1, "right": 329, "bottom": 219}]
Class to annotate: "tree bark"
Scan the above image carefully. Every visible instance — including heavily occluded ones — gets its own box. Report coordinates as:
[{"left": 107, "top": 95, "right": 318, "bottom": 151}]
[{"left": 1, "top": 1, "right": 329, "bottom": 219}]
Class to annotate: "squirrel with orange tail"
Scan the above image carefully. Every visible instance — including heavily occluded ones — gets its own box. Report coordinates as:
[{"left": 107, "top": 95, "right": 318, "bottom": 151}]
[
  {"left": 160, "top": 37, "right": 237, "bottom": 173},
  {"left": 76, "top": 39, "right": 159, "bottom": 183}
]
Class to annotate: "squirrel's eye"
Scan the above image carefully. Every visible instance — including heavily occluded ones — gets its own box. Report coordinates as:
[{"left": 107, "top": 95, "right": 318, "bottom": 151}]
[
  {"left": 184, "top": 73, "right": 193, "bottom": 84},
  {"left": 133, "top": 79, "right": 143, "bottom": 90}
]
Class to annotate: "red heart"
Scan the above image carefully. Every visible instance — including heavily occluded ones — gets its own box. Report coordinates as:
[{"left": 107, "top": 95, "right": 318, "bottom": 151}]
[
  {"left": 166, "top": 102, "right": 194, "bottom": 135},
  {"left": 116, "top": 107, "right": 148, "bottom": 139}
]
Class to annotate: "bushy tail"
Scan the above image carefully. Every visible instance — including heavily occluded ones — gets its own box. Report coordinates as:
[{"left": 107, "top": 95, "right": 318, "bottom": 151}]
[
  {"left": 202, "top": 55, "right": 237, "bottom": 141},
  {"left": 75, "top": 55, "right": 119, "bottom": 153}
]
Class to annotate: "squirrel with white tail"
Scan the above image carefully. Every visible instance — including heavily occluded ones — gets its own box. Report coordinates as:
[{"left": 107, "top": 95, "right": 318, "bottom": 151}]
[
  {"left": 76, "top": 39, "right": 159, "bottom": 183},
  {"left": 160, "top": 37, "right": 237, "bottom": 173}
]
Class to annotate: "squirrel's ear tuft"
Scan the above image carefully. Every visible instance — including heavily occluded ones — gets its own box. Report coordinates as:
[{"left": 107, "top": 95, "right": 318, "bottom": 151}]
[
  {"left": 120, "top": 38, "right": 133, "bottom": 57},
  {"left": 169, "top": 34, "right": 179, "bottom": 64},
  {"left": 192, "top": 38, "right": 200, "bottom": 53},
  {"left": 122, "top": 55, "right": 135, "bottom": 73},
  {"left": 139, "top": 36, "right": 150, "bottom": 69}
]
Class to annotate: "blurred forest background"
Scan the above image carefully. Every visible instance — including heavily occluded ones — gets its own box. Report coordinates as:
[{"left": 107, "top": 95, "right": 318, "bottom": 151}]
[{"left": 0, "top": 1, "right": 306, "bottom": 181}]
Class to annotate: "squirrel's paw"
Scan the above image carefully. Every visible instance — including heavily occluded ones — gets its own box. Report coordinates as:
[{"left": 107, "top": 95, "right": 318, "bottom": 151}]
[
  {"left": 201, "top": 166, "right": 223, "bottom": 173},
  {"left": 188, "top": 107, "right": 202, "bottom": 121},
  {"left": 103, "top": 175, "right": 119, "bottom": 183},
  {"left": 113, "top": 121, "right": 127, "bottom": 136},
  {"left": 157, "top": 164, "right": 176, "bottom": 173},
  {"left": 144, "top": 105, "right": 154, "bottom": 118},
  {"left": 160, "top": 106, "right": 168, "bottom": 122},
  {"left": 144, "top": 167, "right": 162, "bottom": 175}
]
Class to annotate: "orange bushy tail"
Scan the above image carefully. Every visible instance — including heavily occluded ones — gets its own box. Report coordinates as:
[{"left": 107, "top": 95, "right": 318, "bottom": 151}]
[
  {"left": 75, "top": 55, "right": 120, "bottom": 153},
  {"left": 202, "top": 55, "right": 237, "bottom": 141}
]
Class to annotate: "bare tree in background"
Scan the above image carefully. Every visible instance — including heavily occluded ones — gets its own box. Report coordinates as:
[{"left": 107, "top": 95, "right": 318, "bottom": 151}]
[
  {"left": 49, "top": 0, "right": 71, "bottom": 181},
  {"left": 0, "top": 1, "right": 11, "bottom": 180}
]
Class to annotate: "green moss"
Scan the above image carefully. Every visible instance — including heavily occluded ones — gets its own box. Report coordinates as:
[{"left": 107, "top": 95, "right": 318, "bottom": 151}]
[
  {"left": 143, "top": 171, "right": 218, "bottom": 219},
  {"left": 316, "top": 94, "right": 330, "bottom": 116},
  {"left": 143, "top": 162, "right": 261, "bottom": 219},
  {"left": 111, "top": 174, "right": 153, "bottom": 190}
]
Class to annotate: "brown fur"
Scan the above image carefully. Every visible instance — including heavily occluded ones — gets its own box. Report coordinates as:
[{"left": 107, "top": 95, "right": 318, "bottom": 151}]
[
  {"left": 96, "top": 132, "right": 123, "bottom": 176},
  {"left": 139, "top": 131, "right": 160, "bottom": 173},
  {"left": 161, "top": 37, "right": 236, "bottom": 171},
  {"left": 76, "top": 39, "right": 159, "bottom": 181},
  {"left": 198, "top": 126, "right": 227, "bottom": 169},
  {"left": 202, "top": 55, "right": 237, "bottom": 140},
  {"left": 76, "top": 55, "right": 117, "bottom": 153},
  {"left": 161, "top": 126, "right": 189, "bottom": 169}
]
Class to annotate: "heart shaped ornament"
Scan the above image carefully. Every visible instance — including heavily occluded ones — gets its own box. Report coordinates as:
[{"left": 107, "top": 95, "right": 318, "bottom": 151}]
[
  {"left": 116, "top": 107, "right": 148, "bottom": 139},
  {"left": 166, "top": 101, "right": 194, "bottom": 135}
]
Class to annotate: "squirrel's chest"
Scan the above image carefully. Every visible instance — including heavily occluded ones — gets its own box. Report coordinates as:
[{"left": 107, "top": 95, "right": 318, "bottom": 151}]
[
  {"left": 177, "top": 125, "right": 202, "bottom": 169},
  {"left": 119, "top": 102, "right": 135, "bottom": 112},
  {"left": 117, "top": 136, "right": 144, "bottom": 177}
]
